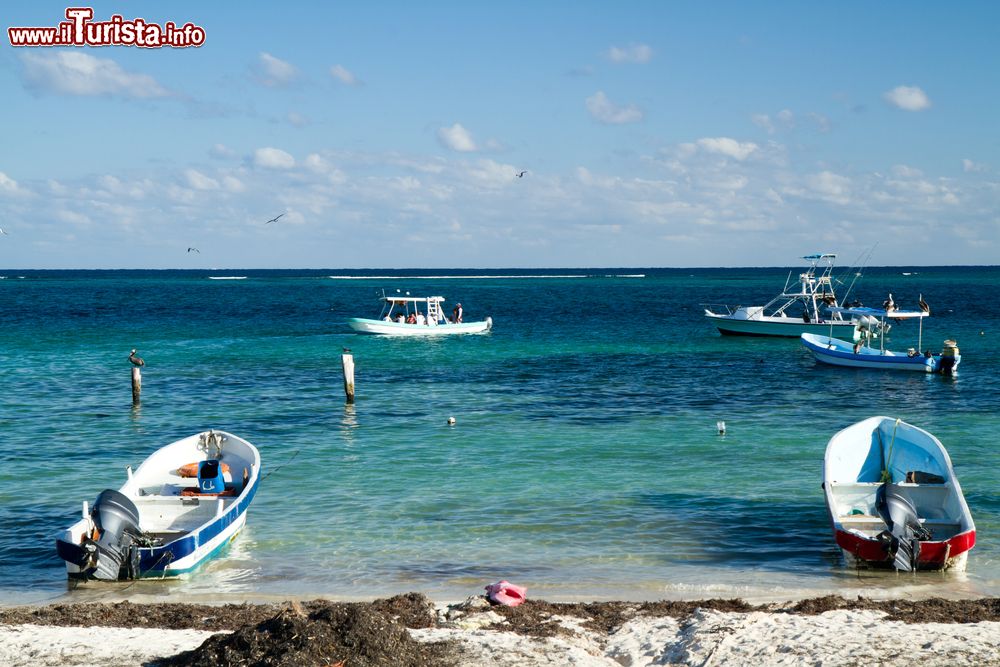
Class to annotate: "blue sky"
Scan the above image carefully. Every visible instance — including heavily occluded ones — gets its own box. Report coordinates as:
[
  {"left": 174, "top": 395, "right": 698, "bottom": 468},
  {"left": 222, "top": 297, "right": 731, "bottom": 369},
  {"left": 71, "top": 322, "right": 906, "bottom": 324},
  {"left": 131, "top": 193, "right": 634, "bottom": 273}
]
[{"left": 1, "top": 1, "right": 998, "bottom": 268}]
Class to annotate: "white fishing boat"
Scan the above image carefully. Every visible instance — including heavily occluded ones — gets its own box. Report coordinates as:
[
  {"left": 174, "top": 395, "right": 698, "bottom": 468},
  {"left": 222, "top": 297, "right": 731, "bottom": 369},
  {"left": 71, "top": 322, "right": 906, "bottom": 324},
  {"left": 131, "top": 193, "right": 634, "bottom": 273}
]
[
  {"left": 801, "top": 305, "right": 960, "bottom": 374},
  {"left": 347, "top": 292, "right": 493, "bottom": 336},
  {"left": 823, "top": 417, "right": 975, "bottom": 571},
  {"left": 704, "top": 253, "right": 876, "bottom": 339},
  {"left": 55, "top": 430, "right": 260, "bottom": 581}
]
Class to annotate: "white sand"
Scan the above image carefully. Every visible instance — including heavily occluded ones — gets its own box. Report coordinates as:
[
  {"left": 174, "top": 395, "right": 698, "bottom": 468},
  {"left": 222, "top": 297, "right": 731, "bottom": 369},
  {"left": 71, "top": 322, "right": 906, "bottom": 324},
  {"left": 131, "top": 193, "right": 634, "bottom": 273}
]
[
  {"left": 0, "top": 624, "right": 220, "bottom": 667},
  {"left": 5, "top": 605, "right": 1000, "bottom": 666},
  {"left": 414, "top": 604, "right": 1000, "bottom": 666}
]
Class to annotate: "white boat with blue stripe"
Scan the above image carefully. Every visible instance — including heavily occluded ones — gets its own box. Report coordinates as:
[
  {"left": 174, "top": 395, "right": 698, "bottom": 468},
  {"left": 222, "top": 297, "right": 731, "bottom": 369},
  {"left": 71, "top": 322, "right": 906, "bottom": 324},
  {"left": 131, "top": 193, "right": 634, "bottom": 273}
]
[
  {"left": 55, "top": 430, "right": 261, "bottom": 581},
  {"left": 801, "top": 303, "right": 960, "bottom": 374}
]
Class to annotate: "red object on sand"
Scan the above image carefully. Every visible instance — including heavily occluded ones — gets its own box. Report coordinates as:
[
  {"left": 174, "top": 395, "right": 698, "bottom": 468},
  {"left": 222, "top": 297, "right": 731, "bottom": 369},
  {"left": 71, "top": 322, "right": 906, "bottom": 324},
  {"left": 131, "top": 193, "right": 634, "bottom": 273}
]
[{"left": 485, "top": 580, "right": 527, "bottom": 606}]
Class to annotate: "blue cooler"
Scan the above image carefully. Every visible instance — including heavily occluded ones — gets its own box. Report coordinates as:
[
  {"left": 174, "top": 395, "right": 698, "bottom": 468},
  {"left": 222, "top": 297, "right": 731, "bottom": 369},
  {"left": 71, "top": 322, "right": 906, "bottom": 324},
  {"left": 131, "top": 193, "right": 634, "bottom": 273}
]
[{"left": 197, "top": 460, "right": 226, "bottom": 494}]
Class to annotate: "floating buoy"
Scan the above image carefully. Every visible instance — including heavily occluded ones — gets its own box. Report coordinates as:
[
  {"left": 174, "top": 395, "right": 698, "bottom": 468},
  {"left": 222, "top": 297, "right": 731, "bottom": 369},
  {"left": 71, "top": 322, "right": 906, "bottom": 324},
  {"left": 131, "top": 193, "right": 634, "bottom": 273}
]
[
  {"left": 447, "top": 417, "right": 456, "bottom": 426},
  {"left": 717, "top": 420, "right": 726, "bottom": 436}
]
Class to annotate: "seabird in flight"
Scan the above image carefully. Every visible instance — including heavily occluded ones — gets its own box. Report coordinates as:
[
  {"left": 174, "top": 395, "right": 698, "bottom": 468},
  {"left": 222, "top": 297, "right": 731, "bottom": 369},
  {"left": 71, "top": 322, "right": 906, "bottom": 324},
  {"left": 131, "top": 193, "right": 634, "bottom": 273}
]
[
  {"left": 265, "top": 213, "right": 286, "bottom": 224},
  {"left": 128, "top": 349, "right": 145, "bottom": 367},
  {"left": 516, "top": 170, "right": 528, "bottom": 178},
  {"left": 187, "top": 247, "right": 200, "bottom": 253},
  {"left": 0, "top": 228, "right": 7, "bottom": 235}
]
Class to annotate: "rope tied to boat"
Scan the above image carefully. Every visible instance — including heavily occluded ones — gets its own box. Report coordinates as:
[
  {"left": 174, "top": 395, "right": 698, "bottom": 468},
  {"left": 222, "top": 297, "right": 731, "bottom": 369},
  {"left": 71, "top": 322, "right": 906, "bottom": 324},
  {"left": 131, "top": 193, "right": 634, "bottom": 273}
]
[{"left": 880, "top": 418, "right": 902, "bottom": 484}]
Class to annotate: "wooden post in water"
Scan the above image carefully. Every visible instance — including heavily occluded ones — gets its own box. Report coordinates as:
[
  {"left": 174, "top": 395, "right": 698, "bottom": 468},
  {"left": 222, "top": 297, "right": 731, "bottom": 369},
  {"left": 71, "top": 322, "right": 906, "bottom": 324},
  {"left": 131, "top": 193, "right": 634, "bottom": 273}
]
[
  {"left": 131, "top": 366, "right": 141, "bottom": 405},
  {"left": 341, "top": 349, "right": 355, "bottom": 404},
  {"left": 128, "top": 348, "right": 145, "bottom": 406}
]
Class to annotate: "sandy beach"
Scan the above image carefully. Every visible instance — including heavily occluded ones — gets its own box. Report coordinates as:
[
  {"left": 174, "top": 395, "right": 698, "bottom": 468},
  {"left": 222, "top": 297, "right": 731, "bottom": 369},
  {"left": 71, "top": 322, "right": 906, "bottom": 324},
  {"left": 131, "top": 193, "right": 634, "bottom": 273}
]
[{"left": 4, "top": 594, "right": 1000, "bottom": 666}]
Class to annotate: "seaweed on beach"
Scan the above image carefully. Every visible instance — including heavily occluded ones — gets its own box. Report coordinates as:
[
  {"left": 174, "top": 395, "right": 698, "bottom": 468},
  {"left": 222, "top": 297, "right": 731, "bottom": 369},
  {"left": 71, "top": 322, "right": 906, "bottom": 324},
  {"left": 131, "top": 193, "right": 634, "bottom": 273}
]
[
  {"left": 488, "top": 598, "right": 761, "bottom": 637},
  {"left": 783, "top": 594, "right": 1000, "bottom": 624},
  {"left": 156, "top": 595, "right": 455, "bottom": 667}
]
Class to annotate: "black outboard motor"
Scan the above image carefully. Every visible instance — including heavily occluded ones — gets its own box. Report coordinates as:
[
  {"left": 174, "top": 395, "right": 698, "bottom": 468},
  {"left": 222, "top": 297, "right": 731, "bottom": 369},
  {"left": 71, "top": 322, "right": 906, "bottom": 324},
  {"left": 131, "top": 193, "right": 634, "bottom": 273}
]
[
  {"left": 58, "top": 490, "right": 144, "bottom": 580},
  {"left": 876, "top": 483, "right": 931, "bottom": 571}
]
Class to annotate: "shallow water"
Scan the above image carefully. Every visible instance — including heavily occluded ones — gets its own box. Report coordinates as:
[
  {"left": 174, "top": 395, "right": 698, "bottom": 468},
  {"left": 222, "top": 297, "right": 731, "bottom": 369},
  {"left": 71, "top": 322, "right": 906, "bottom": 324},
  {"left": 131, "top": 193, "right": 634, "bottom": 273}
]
[{"left": 2, "top": 266, "right": 999, "bottom": 604}]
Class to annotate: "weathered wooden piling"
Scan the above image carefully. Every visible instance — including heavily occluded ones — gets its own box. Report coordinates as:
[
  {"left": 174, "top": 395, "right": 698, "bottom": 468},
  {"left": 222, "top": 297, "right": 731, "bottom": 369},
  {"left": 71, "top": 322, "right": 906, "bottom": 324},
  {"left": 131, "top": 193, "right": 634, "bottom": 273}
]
[
  {"left": 128, "top": 348, "right": 145, "bottom": 405},
  {"left": 341, "top": 350, "right": 355, "bottom": 404},
  {"left": 131, "top": 366, "right": 141, "bottom": 405}
]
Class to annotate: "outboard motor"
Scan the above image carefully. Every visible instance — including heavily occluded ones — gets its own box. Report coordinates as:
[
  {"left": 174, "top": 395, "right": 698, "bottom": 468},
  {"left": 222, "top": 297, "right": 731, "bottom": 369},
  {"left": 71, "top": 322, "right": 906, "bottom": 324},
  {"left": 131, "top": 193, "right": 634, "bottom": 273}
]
[
  {"left": 876, "top": 483, "right": 931, "bottom": 571},
  {"left": 55, "top": 489, "right": 144, "bottom": 580},
  {"left": 198, "top": 459, "right": 226, "bottom": 494}
]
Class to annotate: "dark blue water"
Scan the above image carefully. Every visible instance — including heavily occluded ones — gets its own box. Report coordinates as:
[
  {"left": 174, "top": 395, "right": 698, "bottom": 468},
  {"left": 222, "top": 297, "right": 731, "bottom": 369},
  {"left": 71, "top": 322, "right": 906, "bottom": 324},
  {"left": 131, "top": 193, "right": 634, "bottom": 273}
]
[{"left": 1, "top": 266, "right": 998, "bottom": 604}]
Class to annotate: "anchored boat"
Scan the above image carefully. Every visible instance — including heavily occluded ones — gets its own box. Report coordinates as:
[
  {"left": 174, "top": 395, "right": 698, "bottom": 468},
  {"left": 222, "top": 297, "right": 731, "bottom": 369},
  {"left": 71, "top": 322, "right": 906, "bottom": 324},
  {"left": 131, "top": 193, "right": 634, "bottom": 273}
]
[
  {"left": 704, "top": 253, "right": 876, "bottom": 339},
  {"left": 347, "top": 292, "right": 492, "bottom": 336},
  {"left": 801, "top": 304, "right": 960, "bottom": 374},
  {"left": 823, "top": 417, "right": 975, "bottom": 571},
  {"left": 55, "top": 430, "right": 261, "bottom": 580}
]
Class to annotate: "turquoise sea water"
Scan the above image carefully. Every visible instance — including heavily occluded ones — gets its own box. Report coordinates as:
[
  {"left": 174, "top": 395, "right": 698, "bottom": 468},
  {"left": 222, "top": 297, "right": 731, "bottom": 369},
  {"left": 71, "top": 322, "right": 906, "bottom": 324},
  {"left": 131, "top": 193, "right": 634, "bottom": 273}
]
[{"left": 2, "top": 266, "right": 1000, "bottom": 605}]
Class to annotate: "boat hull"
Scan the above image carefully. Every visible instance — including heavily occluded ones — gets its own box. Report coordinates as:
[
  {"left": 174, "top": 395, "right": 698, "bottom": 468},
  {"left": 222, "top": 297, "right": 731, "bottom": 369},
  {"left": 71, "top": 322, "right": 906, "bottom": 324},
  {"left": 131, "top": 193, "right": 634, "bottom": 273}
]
[
  {"left": 823, "top": 417, "right": 975, "bottom": 571},
  {"left": 57, "top": 430, "right": 261, "bottom": 580},
  {"left": 347, "top": 317, "right": 492, "bottom": 336},
  {"left": 801, "top": 333, "right": 958, "bottom": 373},
  {"left": 705, "top": 312, "right": 859, "bottom": 339}
]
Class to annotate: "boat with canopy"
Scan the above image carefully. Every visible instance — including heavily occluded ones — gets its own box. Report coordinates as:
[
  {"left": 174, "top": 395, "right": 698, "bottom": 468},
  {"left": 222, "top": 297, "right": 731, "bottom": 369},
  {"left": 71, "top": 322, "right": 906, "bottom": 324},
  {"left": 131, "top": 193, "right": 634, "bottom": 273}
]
[
  {"left": 704, "top": 253, "right": 878, "bottom": 339},
  {"left": 800, "top": 301, "right": 959, "bottom": 374},
  {"left": 347, "top": 291, "right": 493, "bottom": 336}
]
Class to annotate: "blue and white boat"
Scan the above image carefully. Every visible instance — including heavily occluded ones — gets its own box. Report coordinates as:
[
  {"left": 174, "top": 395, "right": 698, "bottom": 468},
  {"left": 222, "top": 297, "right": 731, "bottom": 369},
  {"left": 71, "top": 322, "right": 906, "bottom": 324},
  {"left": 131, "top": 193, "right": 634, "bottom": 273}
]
[
  {"left": 55, "top": 430, "right": 261, "bottom": 580},
  {"left": 348, "top": 292, "right": 492, "bottom": 336},
  {"left": 801, "top": 305, "right": 960, "bottom": 374}
]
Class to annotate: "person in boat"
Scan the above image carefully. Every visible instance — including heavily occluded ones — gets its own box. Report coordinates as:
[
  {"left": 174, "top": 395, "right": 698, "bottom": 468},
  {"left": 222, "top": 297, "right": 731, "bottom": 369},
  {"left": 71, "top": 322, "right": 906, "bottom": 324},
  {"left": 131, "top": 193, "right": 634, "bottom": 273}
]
[
  {"left": 801, "top": 310, "right": 811, "bottom": 323},
  {"left": 853, "top": 342, "right": 862, "bottom": 354},
  {"left": 453, "top": 303, "right": 463, "bottom": 323},
  {"left": 416, "top": 312, "right": 426, "bottom": 325},
  {"left": 907, "top": 347, "right": 919, "bottom": 357},
  {"left": 406, "top": 313, "right": 417, "bottom": 324},
  {"left": 396, "top": 313, "right": 405, "bottom": 323}
]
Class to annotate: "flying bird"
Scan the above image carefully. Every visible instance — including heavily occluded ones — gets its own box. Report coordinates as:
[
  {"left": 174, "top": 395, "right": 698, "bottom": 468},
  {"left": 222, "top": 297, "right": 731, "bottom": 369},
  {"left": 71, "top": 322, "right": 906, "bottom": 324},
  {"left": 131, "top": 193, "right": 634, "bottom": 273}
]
[
  {"left": 128, "top": 349, "right": 145, "bottom": 367},
  {"left": 265, "top": 213, "right": 285, "bottom": 224},
  {"left": 516, "top": 170, "right": 528, "bottom": 178},
  {"left": 187, "top": 247, "right": 200, "bottom": 253},
  {"left": 0, "top": 228, "right": 7, "bottom": 235}
]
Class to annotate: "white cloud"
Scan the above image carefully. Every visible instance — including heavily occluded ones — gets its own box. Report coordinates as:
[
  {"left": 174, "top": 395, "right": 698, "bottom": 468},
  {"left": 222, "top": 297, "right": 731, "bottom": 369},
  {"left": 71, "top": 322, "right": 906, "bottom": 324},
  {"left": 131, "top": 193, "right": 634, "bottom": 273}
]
[
  {"left": 963, "top": 158, "right": 986, "bottom": 173},
  {"left": 606, "top": 43, "right": 653, "bottom": 64},
  {"left": 806, "top": 171, "right": 852, "bottom": 205},
  {"left": 438, "top": 123, "right": 477, "bottom": 152},
  {"left": 330, "top": 64, "right": 362, "bottom": 86},
  {"left": 222, "top": 175, "right": 245, "bottom": 192},
  {"left": 184, "top": 169, "right": 219, "bottom": 191},
  {"left": 255, "top": 52, "right": 299, "bottom": 87},
  {"left": 287, "top": 111, "right": 309, "bottom": 127},
  {"left": 586, "top": 91, "right": 643, "bottom": 124},
  {"left": 696, "top": 137, "right": 759, "bottom": 161},
  {"left": 254, "top": 147, "right": 295, "bottom": 169},
  {"left": 884, "top": 85, "right": 931, "bottom": 111},
  {"left": 209, "top": 144, "right": 237, "bottom": 160},
  {"left": 0, "top": 171, "right": 25, "bottom": 196},
  {"left": 19, "top": 51, "right": 169, "bottom": 98}
]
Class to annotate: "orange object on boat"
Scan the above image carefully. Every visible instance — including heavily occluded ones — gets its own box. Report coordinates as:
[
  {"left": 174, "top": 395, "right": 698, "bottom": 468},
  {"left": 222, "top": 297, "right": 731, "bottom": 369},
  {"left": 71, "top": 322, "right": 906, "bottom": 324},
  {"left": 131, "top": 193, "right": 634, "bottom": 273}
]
[{"left": 176, "top": 461, "right": 230, "bottom": 478}]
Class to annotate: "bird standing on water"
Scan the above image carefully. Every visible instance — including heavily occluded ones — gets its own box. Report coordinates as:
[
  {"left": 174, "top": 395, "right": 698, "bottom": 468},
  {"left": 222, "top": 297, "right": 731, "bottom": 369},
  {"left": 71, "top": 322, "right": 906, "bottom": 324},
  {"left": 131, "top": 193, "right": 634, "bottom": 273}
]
[{"left": 128, "top": 349, "right": 145, "bottom": 367}]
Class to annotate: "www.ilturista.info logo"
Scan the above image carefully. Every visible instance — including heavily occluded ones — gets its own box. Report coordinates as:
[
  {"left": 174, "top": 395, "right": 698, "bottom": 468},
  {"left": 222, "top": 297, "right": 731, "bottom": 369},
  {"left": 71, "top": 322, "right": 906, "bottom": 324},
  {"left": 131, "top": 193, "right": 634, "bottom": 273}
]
[{"left": 8, "top": 7, "right": 206, "bottom": 48}]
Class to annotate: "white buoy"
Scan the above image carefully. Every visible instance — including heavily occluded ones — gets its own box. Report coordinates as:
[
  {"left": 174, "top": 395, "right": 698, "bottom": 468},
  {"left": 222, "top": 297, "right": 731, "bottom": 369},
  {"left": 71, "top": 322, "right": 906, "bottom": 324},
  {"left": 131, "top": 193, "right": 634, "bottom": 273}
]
[
  {"left": 717, "top": 420, "right": 726, "bottom": 435},
  {"left": 447, "top": 416, "right": 456, "bottom": 426}
]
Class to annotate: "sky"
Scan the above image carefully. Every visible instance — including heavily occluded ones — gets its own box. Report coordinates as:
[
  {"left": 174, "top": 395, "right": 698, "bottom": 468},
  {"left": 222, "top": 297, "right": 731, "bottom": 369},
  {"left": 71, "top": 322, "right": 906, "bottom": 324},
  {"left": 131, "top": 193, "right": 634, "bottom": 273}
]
[{"left": 1, "top": 1, "right": 998, "bottom": 269}]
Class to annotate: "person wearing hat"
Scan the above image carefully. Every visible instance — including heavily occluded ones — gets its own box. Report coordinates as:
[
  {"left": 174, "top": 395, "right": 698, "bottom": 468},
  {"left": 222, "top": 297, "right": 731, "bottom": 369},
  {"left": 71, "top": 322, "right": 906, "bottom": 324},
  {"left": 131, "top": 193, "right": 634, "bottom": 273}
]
[{"left": 452, "top": 302, "right": 463, "bottom": 323}]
